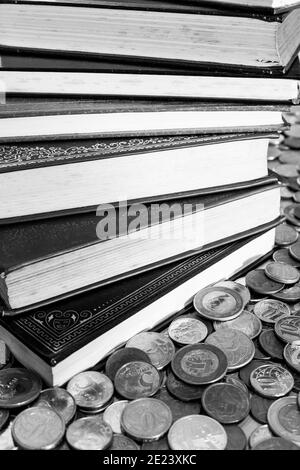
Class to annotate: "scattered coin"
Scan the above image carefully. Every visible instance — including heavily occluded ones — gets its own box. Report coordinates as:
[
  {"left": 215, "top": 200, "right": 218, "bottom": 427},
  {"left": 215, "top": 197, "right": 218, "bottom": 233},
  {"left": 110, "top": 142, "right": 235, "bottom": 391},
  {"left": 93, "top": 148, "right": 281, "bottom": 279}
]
[
  {"left": 166, "top": 371, "right": 205, "bottom": 402},
  {"left": 275, "top": 316, "right": 300, "bottom": 343},
  {"left": 171, "top": 343, "right": 228, "bottom": 385},
  {"left": 67, "top": 371, "right": 114, "bottom": 412},
  {"left": 168, "top": 316, "right": 208, "bottom": 345},
  {"left": 0, "top": 421, "right": 17, "bottom": 450},
  {"left": 273, "top": 248, "right": 300, "bottom": 267},
  {"left": 253, "top": 299, "right": 291, "bottom": 324},
  {"left": 253, "top": 338, "right": 272, "bottom": 360},
  {"left": 66, "top": 415, "right": 113, "bottom": 450},
  {"left": 265, "top": 262, "right": 300, "bottom": 285},
  {"left": 114, "top": 361, "right": 160, "bottom": 400},
  {"left": 142, "top": 437, "right": 170, "bottom": 450},
  {"left": 168, "top": 415, "right": 227, "bottom": 450},
  {"left": 258, "top": 329, "right": 284, "bottom": 360},
  {"left": 272, "top": 164, "right": 299, "bottom": 178},
  {"left": 272, "top": 284, "right": 300, "bottom": 302},
  {"left": 238, "top": 414, "right": 261, "bottom": 442},
  {"left": 105, "top": 347, "right": 151, "bottom": 381},
  {"left": 34, "top": 387, "right": 76, "bottom": 425},
  {"left": 0, "top": 409, "right": 9, "bottom": 431},
  {"left": 109, "top": 434, "right": 140, "bottom": 450},
  {"left": 193, "top": 286, "right": 243, "bottom": 321},
  {"left": 213, "top": 310, "right": 262, "bottom": 339},
  {"left": 239, "top": 360, "right": 270, "bottom": 388},
  {"left": 289, "top": 241, "right": 300, "bottom": 261},
  {"left": 205, "top": 328, "right": 255, "bottom": 371},
  {"left": 103, "top": 400, "right": 128, "bottom": 434},
  {"left": 202, "top": 383, "right": 250, "bottom": 424},
  {"left": 245, "top": 269, "right": 284, "bottom": 295},
  {"left": 284, "top": 341, "right": 300, "bottom": 372},
  {"left": 284, "top": 204, "right": 300, "bottom": 227},
  {"left": 154, "top": 386, "right": 201, "bottom": 422},
  {"left": 0, "top": 368, "right": 42, "bottom": 409},
  {"left": 275, "top": 224, "right": 299, "bottom": 246},
  {"left": 214, "top": 280, "right": 251, "bottom": 307},
  {"left": 12, "top": 407, "right": 65, "bottom": 450},
  {"left": 250, "top": 364, "right": 294, "bottom": 398},
  {"left": 224, "top": 373, "right": 249, "bottom": 395},
  {"left": 224, "top": 425, "right": 247, "bottom": 450},
  {"left": 249, "top": 424, "right": 273, "bottom": 449},
  {"left": 126, "top": 332, "right": 175, "bottom": 370},
  {"left": 267, "top": 396, "right": 300, "bottom": 444},
  {"left": 250, "top": 393, "right": 275, "bottom": 424},
  {"left": 121, "top": 398, "right": 172, "bottom": 442},
  {"left": 252, "top": 436, "right": 300, "bottom": 450}
]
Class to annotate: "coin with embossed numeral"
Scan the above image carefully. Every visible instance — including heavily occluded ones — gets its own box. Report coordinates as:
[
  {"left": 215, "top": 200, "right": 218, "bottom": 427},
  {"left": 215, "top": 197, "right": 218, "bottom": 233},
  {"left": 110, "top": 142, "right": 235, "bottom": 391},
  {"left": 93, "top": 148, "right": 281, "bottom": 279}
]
[
  {"left": 193, "top": 286, "right": 244, "bottom": 321},
  {"left": 67, "top": 371, "right": 114, "bottom": 412},
  {"left": 254, "top": 299, "right": 291, "bottom": 324},
  {"left": 114, "top": 361, "right": 160, "bottom": 400},
  {"left": 214, "top": 310, "right": 262, "bottom": 339},
  {"left": 250, "top": 364, "right": 294, "bottom": 398},
  {"left": 275, "top": 316, "right": 300, "bottom": 343},
  {"left": 171, "top": 343, "right": 228, "bottom": 385},
  {"left": 202, "top": 383, "right": 250, "bottom": 424},
  {"left": 66, "top": 415, "right": 113, "bottom": 450},
  {"left": 126, "top": 332, "right": 175, "bottom": 370},
  {"left": 168, "top": 317, "right": 208, "bottom": 345},
  {"left": 121, "top": 398, "right": 172, "bottom": 442},
  {"left": 284, "top": 341, "right": 300, "bottom": 372},
  {"left": 267, "top": 396, "right": 300, "bottom": 444},
  {"left": 0, "top": 368, "right": 42, "bottom": 409}
]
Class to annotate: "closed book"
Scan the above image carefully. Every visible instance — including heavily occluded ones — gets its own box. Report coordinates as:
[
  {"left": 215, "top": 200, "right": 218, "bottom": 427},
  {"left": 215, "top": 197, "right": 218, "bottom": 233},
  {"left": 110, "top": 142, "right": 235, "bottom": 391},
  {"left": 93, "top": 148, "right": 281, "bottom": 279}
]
[
  {"left": 0, "top": 5, "right": 300, "bottom": 75},
  {"left": 0, "top": 133, "right": 276, "bottom": 222},
  {"left": 0, "top": 181, "right": 281, "bottom": 311},
  {"left": 0, "top": 226, "right": 278, "bottom": 385}
]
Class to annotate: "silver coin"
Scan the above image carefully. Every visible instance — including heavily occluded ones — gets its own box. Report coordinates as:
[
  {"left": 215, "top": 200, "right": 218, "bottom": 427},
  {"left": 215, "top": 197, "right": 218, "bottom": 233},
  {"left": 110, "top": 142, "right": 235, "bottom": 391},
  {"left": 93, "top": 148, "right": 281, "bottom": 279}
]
[
  {"left": 265, "top": 262, "right": 300, "bottom": 285},
  {"left": 0, "top": 421, "right": 17, "bottom": 450},
  {"left": 213, "top": 310, "right": 262, "bottom": 339},
  {"left": 267, "top": 396, "right": 300, "bottom": 444},
  {"left": 275, "top": 316, "right": 300, "bottom": 343},
  {"left": 249, "top": 425, "right": 274, "bottom": 449},
  {"left": 284, "top": 340, "right": 300, "bottom": 372},
  {"left": 34, "top": 387, "right": 76, "bottom": 425},
  {"left": 114, "top": 361, "right": 161, "bottom": 400},
  {"left": 126, "top": 332, "right": 175, "bottom": 369},
  {"left": 250, "top": 364, "right": 294, "bottom": 398},
  {"left": 168, "top": 317, "right": 208, "bottom": 345},
  {"left": 67, "top": 371, "right": 114, "bottom": 412},
  {"left": 103, "top": 400, "right": 128, "bottom": 434},
  {"left": 214, "top": 281, "right": 251, "bottom": 307},
  {"left": 253, "top": 299, "right": 291, "bottom": 324},
  {"left": 194, "top": 286, "right": 244, "bottom": 321},
  {"left": 275, "top": 224, "right": 299, "bottom": 246},
  {"left": 66, "top": 415, "right": 113, "bottom": 450}
]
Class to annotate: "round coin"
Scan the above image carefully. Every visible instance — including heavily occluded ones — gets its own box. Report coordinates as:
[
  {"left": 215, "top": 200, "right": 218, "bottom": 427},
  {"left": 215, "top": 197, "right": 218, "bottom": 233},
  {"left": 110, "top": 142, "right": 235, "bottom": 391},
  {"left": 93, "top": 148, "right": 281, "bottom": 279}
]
[
  {"left": 168, "top": 317, "right": 208, "bottom": 345},
  {"left": 67, "top": 371, "right": 114, "bottom": 412},
  {"left": 272, "top": 283, "right": 300, "bottom": 302},
  {"left": 66, "top": 415, "right": 113, "bottom": 450},
  {"left": 202, "top": 383, "right": 250, "bottom": 424},
  {"left": 0, "top": 368, "right": 42, "bottom": 409},
  {"left": 171, "top": 343, "right": 228, "bottom": 385},
  {"left": 114, "top": 361, "right": 160, "bottom": 400},
  {"left": 109, "top": 434, "right": 140, "bottom": 450},
  {"left": 224, "top": 425, "right": 247, "bottom": 450},
  {"left": 258, "top": 329, "right": 284, "bottom": 360},
  {"left": 265, "top": 262, "right": 300, "bottom": 284},
  {"left": 284, "top": 340, "right": 300, "bottom": 372},
  {"left": 250, "top": 364, "right": 294, "bottom": 398},
  {"left": 12, "top": 407, "right": 65, "bottom": 450},
  {"left": 121, "top": 398, "right": 172, "bottom": 442},
  {"left": 239, "top": 360, "right": 270, "bottom": 388},
  {"left": 272, "top": 163, "right": 299, "bottom": 177},
  {"left": 284, "top": 204, "right": 300, "bottom": 227},
  {"left": 34, "top": 387, "right": 76, "bottom": 425},
  {"left": 245, "top": 269, "right": 284, "bottom": 295},
  {"left": 275, "top": 315, "right": 300, "bottom": 343},
  {"left": 205, "top": 328, "right": 255, "bottom": 371},
  {"left": 213, "top": 310, "right": 262, "bottom": 339},
  {"left": 214, "top": 280, "right": 251, "bottom": 307},
  {"left": 268, "top": 396, "right": 300, "bottom": 444},
  {"left": 275, "top": 224, "right": 299, "bottom": 246},
  {"left": 126, "top": 332, "right": 175, "bottom": 370},
  {"left": 250, "top": 393, "right": 275, "bottom": 424},
  {"left": 252, "top": 436, "right": 300, "bottom": 450},
  {"left": 105, "top": 347, "right": 151, "bottom": 381},
  {"left": 154, "top": 386, "right": 201, "bottom": 422},
  {"left": 253, "top": 299, "right": 291, "bottom": 324},
  {"left": 168, "top": 415, "right": 227, "bottom": 450},
  {"left": 273, "top": 248, "right": 300, "bottom": 267},
  {"left": 249, "top": 424, "right": 273, "bottom": 448},
  {"left": 289, "top": 241, "right": 300, "bottom": 261},
  {"left": 166, "top": 371, "right": 206, "bottom": 402},
  {"left": 193, "top": 286, "right": 243, "bottom": 321},
  {"left": 0, "top": 409, "right": 9, "bottom": 431},
  {"left": 0, "top": 421, "right": 17, "bottom": 450},
  {"left": 224, "top": 373, "right": 249, "bottom": 395},
  {"left": 103, "top": 400, "right": 128, "bottom": 434}
]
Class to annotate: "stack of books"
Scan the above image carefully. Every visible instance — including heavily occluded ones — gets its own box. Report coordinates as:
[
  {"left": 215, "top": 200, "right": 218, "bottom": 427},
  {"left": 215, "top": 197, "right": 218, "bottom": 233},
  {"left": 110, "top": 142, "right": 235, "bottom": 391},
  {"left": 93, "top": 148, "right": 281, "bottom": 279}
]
[{"left": 0, "top": 0, "right": 298, "bottom": 385}]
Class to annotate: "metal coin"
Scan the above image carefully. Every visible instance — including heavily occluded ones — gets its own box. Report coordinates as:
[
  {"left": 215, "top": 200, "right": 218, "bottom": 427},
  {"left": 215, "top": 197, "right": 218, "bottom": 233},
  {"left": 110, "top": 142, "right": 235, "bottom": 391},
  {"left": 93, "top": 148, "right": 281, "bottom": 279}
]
[
  {"left": 114, "top": 361, "right": 160, "bottom": 400},
  {"left": 121, "top": 398, "right": 172, "bottom": 442},
  {"left": 205, "top": 329, "right": 255, "bottom": 371},
  {"left": 224, "top": 425, "right": 247, "bottom": 450},
  {"left": 272, "top": 283, "right": 300, "bottom": 302},
  {"left": 273, "top": 248, "right": 300, "bottom": 267},
  {"left": 272, "top": 163, "right": 299, "bottom": 177},
  {"left": 126, "top": 332, "right": 175, "bottom": 370},
  {"left": 214, "top": 280, "right": 251, "bottom": 307},
  {"left": 291, "top": 302, "right": 300, "bottom": 315},
  {"left": 202, "top": 383, "right": 250, "bottom": 424},
  {"left": 224, "top": 373, "right": 249, "bottom": 395},
  {"left": 193, "top": 286, "right": 243, "bottom": 321},
  {"left": 245, "top": 269, "right": 284, "bottom": 295},
  {"left": 154, "top": 386, "right": 201, "bottom": 422},
  {"left": 66, "top": 415, "right": 113, "bottom": 450},
  {"left": 0, "top": 409, "right": 9, "bottom": 431},
  {"left": 250, "top": 393, "right": 275, "bottom": 424},
  {"left": 168, "top": 415, "right": 227, "bottom": 450},
  {"left": 265, "top": 262, "right": 300, "bottom": 284},
  {"left": 12, "top": 407, "right": 65, "bottom": 450},
  {"left": 105, "top": 347, "right": 151, "bottom": 381},
  {"left": 166, "top": 371, "right": 206, "bottom": 402},
  {"left": 109, "top": 434, "right": 140, "bottom": 450},
  {"left": 253, "top": 436, "right": 300, "bottom": 450},
  {"left": 284, "top": 340, "right": 300, "bottom": 372},
  {"left": 142, "top": 437, "right": 170, "bottom": 450},
  {"left": 168, "top": 317, "right": 208, "bottom": 345},
  {"left": 0, "top": 368, "right": 42, "bottom": 409},
  {"left": 275, "top": 224, "right": 299, "bottom": 246},
  {"left": 281, "top": 186, "right": 294, "bottom": 199},
  {"left": 103, "top": 400, "right": 128, "bottom": 434},
  {"left": 67, "top": 371, "right": 114, "bottom": 412},
  {"left": 267, "top": 396, "right": 300, "bottom": 444},
  {"left": 34, "top": 387, "right": 76, "bottom": 425},
  {"left": 275, "top": 315, "right": 300, "bottom": 343},
  {"left": 253, "top": 299, "right": 291, "bottom": 324},
  {"left": 250, "top": 364, "right": 294, "bottom": 398},
  {"left": 258, "top": 329, "right": 284, "bottom": 360},
  {"left": 0, "top": 421, "right": 17, "bottom": 450},
  {"left": 249, "top": 424, "right": 273, "bottom": 448},
  {"left": 213, "top": 310, "right": 262, "bottom": 339},
  {"left": 239, "top": 360, "right": 270, "bottom": 388},
  {"left": 171, "top": 343, "right": 228, "bottom": 385},
  {"left": 284, "top": 204, "right": 300, "bottom": 227},
  {"left": 253, "top": 339, "right": 272, "bottom": 360},
  {"left": 289, "top": 241, "right": 300, "bottom": 261}
]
